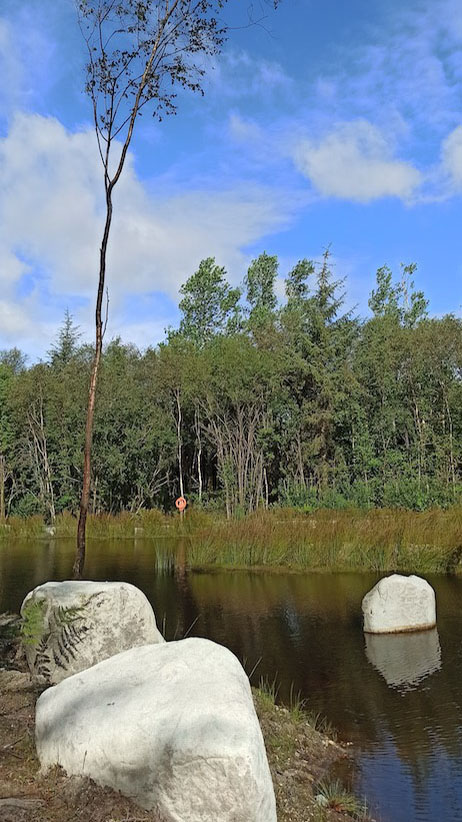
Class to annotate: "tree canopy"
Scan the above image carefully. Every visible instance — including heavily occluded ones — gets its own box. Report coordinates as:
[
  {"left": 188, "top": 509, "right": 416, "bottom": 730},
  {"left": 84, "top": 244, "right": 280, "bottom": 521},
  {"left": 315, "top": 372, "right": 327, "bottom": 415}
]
[{"left": 0, "top": 253, "right": 461, "bottom": 519}]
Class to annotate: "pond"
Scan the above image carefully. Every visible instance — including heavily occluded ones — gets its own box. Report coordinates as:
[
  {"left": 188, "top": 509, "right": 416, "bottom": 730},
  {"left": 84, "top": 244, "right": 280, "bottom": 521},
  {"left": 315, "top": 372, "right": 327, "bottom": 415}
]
[{"left": 1, "top": 537, "right": 462, "bottom": 822}]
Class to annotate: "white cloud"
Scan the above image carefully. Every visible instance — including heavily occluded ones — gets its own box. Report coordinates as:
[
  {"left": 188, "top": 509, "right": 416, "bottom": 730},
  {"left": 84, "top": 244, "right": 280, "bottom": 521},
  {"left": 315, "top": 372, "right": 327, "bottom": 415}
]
[
  {"left": 292, "top": 121, "right": 422, "bottom": 203},
  {"left": 315, "top": 0, "right": 462, "bottom": 139},
  {"left": 441, "top": 125, "right": 462, "bottom": 188},
  {"left": 0, "top": 113, "right": 295, "bottom": 354}
]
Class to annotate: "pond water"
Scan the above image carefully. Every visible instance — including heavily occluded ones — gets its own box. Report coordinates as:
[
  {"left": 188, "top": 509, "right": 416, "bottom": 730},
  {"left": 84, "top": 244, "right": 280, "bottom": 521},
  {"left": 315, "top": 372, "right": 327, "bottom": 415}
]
[{"left": 1, "top": 537, "right": 462, "bottom": 822}]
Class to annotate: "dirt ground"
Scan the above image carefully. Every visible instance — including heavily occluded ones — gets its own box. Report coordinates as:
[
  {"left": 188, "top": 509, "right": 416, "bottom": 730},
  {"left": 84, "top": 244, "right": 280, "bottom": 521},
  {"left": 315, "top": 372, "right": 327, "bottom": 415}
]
[{"left": 0, "top": 613, "right": 367, "bottom": 822}]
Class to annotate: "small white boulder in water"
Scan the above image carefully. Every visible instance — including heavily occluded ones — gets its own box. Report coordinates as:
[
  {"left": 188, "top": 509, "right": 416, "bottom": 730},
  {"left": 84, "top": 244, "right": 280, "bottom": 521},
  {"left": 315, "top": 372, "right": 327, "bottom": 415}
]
[
  {"left": 21, "top": 580, "right": 164, "bottom": 685},
  {"left": 35, "top": 638, "right": 276, "bottom": 822},
  {"left": 362, "top": 574, "right": 436, "bottom": 634}
]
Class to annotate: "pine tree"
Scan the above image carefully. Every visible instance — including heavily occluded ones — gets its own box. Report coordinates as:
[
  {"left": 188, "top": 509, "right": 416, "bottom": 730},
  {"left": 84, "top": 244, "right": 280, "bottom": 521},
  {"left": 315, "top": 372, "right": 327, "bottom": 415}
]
[{"left": 49, "top": 310, "right": 81, "bottom": 367}]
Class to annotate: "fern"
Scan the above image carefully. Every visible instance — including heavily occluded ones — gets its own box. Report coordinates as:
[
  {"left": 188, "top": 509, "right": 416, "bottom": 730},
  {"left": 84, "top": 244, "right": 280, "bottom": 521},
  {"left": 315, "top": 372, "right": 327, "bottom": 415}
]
[
  {"left": 46, "top": 604, "right": 89, "bottom": 670},
  {"left": 21, "top": 599, "right": 89, "bottom": 675},
  {"left": 21, "top": 599, "right": 46, "bottom": 647}
]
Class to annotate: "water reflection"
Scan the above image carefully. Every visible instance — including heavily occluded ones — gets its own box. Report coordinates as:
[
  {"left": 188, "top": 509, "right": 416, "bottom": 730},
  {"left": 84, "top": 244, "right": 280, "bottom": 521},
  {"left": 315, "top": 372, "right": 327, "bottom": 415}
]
[
  {"left": 364, "top": 629, "right": 442, "bottom": 691},
  {"left": 1, "top": 539, "right": 462, "bottom": 821}
]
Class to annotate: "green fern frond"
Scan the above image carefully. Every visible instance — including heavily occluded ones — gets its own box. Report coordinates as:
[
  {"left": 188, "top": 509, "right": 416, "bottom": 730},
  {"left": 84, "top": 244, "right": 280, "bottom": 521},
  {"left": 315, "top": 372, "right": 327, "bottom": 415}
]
[{"left": 20, "top": 599, "right": 46, "bottom": 647}]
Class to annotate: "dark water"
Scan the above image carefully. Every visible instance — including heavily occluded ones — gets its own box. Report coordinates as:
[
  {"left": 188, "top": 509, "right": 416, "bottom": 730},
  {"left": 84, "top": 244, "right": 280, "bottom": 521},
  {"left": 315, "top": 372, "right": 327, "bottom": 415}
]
[{"left": 1, "top": 538, "right": 462, "bottom": 822}]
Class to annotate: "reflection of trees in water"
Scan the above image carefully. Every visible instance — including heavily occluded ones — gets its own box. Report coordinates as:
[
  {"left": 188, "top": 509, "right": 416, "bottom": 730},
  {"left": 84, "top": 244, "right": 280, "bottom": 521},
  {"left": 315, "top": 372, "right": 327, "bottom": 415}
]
[{"left": 188, "top": 570, "right": 462, "bottom": 784}]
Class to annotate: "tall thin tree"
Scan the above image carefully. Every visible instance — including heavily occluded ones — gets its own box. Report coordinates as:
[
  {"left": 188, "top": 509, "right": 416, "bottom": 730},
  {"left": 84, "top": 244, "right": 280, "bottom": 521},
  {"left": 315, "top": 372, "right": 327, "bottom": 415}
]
[{"left": 73, "top": 0, "right": 280, "bottom": 577}]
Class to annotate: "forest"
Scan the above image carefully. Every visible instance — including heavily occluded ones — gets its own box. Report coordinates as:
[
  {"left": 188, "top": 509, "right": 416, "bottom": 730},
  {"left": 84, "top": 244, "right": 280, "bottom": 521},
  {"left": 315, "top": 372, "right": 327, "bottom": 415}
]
[{"left": 1, "top": 251, "right": 461, "bottom": 521}]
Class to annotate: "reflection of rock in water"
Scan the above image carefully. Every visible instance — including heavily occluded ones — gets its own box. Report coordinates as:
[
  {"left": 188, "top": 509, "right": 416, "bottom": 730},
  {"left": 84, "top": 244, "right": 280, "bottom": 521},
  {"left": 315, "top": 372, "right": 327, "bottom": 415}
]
[{"left": 365, "top": 628, "right": 441, "bottom": 690}]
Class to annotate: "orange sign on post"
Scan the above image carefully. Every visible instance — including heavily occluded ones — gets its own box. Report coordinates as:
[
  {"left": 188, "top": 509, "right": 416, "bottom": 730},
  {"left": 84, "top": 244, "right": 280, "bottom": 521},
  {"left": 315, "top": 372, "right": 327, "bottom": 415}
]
[{"left": 175, "top": 496, "right": 187, "bottom": 512}]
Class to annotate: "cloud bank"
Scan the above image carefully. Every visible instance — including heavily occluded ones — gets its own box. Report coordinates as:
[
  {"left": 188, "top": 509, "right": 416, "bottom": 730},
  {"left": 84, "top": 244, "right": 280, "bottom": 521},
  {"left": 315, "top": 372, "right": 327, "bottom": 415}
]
[{"left": 0, "top": 113, "right": 294, "bottom": 353}]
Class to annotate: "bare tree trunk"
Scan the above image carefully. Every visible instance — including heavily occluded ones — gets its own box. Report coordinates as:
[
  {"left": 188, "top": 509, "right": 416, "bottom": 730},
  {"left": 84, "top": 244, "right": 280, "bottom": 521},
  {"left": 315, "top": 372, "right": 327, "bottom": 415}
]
[
  {"left": 28, "top": 394, "right": 56, "bottom": 524},
  {"left": 73, "top": 189, "right": 112, "bottom": 579},
  {"left": 297, "top": 432, "right": 305, "bottom": 489},
  {"left": 0, "top": 455, "right": 5, "bottom": 521},
  {"left": 194, "top": 407, "right": 203, "bottom": 502},
  {"left": 175, "top": 388, "right": 184, "bottom": 499},
  {"left": 445, "top": 395, "right": 456, "bottom": 496}
]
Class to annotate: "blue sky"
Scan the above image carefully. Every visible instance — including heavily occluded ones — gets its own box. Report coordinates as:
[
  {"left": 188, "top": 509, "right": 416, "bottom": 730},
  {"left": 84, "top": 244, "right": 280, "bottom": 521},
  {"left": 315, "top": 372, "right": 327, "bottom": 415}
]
[{"left": 0, "top": 0, "right": 461, "bottom": 359}]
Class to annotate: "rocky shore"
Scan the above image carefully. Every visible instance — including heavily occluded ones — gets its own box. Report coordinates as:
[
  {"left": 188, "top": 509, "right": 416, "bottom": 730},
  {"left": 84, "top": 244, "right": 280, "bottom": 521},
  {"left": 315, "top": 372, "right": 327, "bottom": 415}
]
[{"left": 0, "top": 613, "right": 369, "bottom": 822}]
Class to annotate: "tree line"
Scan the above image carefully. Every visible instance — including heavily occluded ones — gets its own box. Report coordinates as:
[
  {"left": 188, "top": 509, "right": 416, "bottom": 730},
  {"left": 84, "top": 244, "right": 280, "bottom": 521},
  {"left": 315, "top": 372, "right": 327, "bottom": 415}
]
[{"left": 1, "top": 251, "right": 461, "bottom": 520}]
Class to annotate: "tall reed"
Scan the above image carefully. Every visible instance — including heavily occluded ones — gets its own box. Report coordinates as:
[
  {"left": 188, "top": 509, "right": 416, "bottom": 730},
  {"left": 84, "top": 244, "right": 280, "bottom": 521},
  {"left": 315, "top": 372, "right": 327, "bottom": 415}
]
[{"left": 1, "top": 506, "right": 461, "bottom": 574}]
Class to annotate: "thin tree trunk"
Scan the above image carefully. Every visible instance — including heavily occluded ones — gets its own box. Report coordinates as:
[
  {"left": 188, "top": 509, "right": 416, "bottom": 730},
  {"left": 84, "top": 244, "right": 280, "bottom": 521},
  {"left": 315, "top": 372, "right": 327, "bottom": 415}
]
[
  {"left": 73, "top": 9, "right": 170, "bottom": 578},
  {"left": 28, "top": 395, "right": 56, "bottom": 524},
  {"left": 0, "top": 455, "right": 5, "bottom": 521},
  {"left": 445, "top": 395, "right": 456, "bottom": 496},
  {"left": 73, "top": 189, "right": 112, "bottom": 579},
  {"left": 38, "top": 395, "right": 55, "bottom": 523},
  {"left": 264, "top": 466, "right": 269, "bottom": 510},
  {"left": 195, "top": 407, "right": 203, "bottom": 502},
  {"left": 297, "top": 431, "right": 305, "bottom": 489},
  {"left": 175, "top": 388, "right": 184, "bottom": 499}
]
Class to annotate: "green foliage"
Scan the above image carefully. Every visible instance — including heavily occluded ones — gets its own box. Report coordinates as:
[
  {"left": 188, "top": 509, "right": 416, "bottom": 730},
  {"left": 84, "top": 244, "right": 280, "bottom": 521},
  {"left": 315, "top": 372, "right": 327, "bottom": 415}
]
[
  {"left": 258, "top": 674, "right": 280, "bottom": 705},
  {"left": 177, "top": 258, "right": 241, "bottom": 343},
  {"left": 48, "top": 309, "right": 81, "bottom": 367},
  {"left": 315, "top": 780, "right": 368, "bottom": 820},
  {"left": 245, "top": 251, "right": 278, "bottom": 331},
  {"left": 0, "top": 256, "right": 460, "bottom": 521},
  {"left": 21, "top": 599, "right": 88, "bottom": 679},
  {"left": 21, "top": 599, "right": 46, "bottom": 646}
]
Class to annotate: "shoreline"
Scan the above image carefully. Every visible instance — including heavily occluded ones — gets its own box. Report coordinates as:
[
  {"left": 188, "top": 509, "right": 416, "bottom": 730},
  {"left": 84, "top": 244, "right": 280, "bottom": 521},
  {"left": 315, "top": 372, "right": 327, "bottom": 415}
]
[
  {"left": 0, "top": 613, "right": 370, "bottom": 822},
  {"left": 1, "top": 507, "right": 462, "bottom": 576}
]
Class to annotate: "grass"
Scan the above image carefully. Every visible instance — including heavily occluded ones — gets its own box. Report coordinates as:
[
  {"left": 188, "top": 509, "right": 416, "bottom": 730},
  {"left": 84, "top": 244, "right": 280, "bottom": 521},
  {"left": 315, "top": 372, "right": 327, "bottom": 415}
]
[
  {"left": 2, "top": 505, "right": 462, "bottom": 575},
  {"left": 314, "top": 779, "right": 369, "bottom": 820},
  {"left": 253, "top": 684, "right": 370, "bottom": 821}
]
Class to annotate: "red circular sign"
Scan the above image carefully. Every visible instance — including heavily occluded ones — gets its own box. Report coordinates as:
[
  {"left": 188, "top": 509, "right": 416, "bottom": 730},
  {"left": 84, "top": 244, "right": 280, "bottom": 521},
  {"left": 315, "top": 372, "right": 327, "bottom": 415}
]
[{"left": 175, "top": 496, "right": 187, "bottom": 512}]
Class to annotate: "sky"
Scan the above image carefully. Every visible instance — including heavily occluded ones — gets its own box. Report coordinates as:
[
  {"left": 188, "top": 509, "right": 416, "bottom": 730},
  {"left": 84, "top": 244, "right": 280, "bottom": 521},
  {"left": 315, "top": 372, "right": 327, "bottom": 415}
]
[{"left": 0, "top": 0, "right": 461, "bottom": 360}]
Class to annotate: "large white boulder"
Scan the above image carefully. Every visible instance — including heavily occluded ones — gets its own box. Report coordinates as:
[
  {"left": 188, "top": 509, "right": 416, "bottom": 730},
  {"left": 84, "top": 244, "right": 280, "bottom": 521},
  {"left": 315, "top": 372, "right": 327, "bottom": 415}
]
[
  {"left": 362, "top": 574, "right": 436, "bottom": 634},
  {"left": 365, "top": 628, "right": 441, "bottom": 690},
  {"left": 21, "top": 580, "right": 164, "bottom": 684},
  {"left": 36, "top": 638, "right": 276, "bottom": 822}
]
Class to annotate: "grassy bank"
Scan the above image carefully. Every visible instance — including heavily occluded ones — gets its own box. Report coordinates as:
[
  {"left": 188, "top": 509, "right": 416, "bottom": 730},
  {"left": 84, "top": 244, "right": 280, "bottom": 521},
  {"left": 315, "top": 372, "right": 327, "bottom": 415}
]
[
  {"left": 1, "top": 506, "right": 462, "bottom": 574},
  {"left": 0, "top": 615, "right": 368, "bottom": 822}
]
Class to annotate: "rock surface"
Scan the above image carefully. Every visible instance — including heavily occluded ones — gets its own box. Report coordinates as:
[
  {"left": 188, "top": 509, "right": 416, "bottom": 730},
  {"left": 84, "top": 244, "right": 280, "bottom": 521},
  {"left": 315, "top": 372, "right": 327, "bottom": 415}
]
[
  {"left": 36, "top": 638, "right": 276, "bottom": 822},
  {"left": 21, "top": 580, "right": 164, "bottom": 685},
  {"left": 362, "top": 573, "right": 436, "bottom": 634}
]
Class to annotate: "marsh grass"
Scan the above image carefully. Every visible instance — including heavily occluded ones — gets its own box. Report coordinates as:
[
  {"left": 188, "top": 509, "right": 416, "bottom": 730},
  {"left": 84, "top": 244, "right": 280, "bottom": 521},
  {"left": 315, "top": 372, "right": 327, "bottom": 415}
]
[
  {"left": 258, "top": 674, "right": 280, "bottom": 706},
  {"left": 315, "top": 779, "right": 369, "bottom": 820},
  {"left": 184, "top": 506, "right": 462, "bottom": 574},
  {"left": 2, "top": 505, "right": 462, "bottom": 574}
]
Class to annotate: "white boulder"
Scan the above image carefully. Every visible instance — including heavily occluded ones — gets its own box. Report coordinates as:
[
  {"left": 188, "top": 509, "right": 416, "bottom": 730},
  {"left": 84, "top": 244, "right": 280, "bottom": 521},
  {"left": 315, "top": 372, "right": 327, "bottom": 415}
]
[
  {"left": 21, "top": 580, "right": 164, "bottom": 684},
  {"left": 35, "top": 638, "right": 276, "bottom": 822},
  {"left": 362, "top": 573, "right": 436, "bottom": 634}
]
